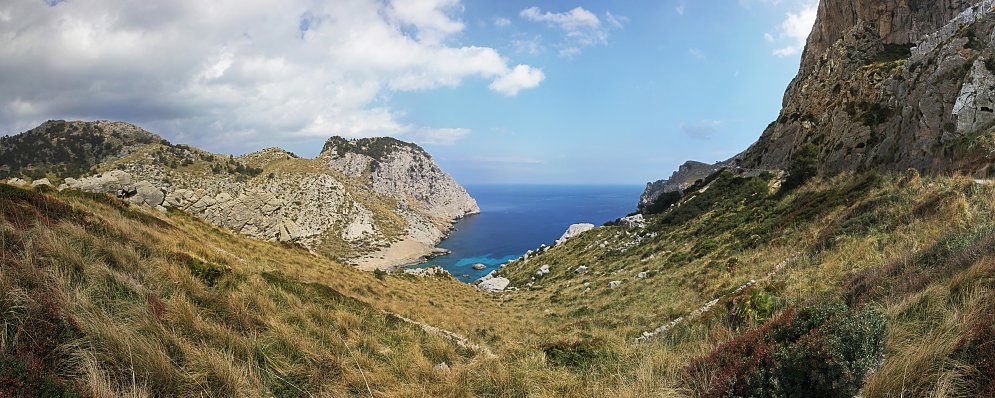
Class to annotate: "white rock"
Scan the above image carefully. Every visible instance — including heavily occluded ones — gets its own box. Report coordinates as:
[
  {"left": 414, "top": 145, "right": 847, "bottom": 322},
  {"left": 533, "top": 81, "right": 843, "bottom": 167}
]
[
  {"left": 4, "top": 178, "right": 29, "bottom": 188},
  {"left": 619, "top": 214, "right": 646, "bottom": 228},
  {"left": 556, "top": 223, "right": 595, "bottom": 245},
  {"left": 575, "top": 266, "right": 589, "bottom": 274},
  {"left": 608, "top": 280, "right": 622, "bottom": 289},
  {"left": 30, "top": 178, "right": 52, "bottom": 188},
  {"left": 433, "top": 362, "right": 450, "bottom": 373},
  {"left": 471, "top": 263, "right": 487, "bottom": 270},
  {"left": 637, "top": 271, "right": 648, "bottom": 279},
  {"left": 478, "top": 277, "right": 510, "bottom": 293},
  {"left": 535, "top": 264, "right": 550, "bottom": 276}
]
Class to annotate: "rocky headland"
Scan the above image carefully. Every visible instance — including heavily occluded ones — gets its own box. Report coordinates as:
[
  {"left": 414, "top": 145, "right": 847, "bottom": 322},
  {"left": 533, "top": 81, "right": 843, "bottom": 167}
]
[{"left": 0, "top": 120, "right": 478, "bottom": 270}]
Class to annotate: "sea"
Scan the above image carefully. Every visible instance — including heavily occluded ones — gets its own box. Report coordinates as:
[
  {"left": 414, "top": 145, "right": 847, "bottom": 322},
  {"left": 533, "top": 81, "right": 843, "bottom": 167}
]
[{"left": 412, "top": 184, "right": 645, "bottom": 283}]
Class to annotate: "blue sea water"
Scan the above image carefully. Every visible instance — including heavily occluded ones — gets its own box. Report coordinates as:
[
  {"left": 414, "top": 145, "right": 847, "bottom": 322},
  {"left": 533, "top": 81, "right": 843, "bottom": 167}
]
[{"left": 415, "top": 184, "right": 645, "bottom": 282}]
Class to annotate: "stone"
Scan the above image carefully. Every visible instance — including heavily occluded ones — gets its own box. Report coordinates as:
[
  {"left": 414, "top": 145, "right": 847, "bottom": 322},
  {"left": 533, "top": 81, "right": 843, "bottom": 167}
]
[
  {"left": 471, "top": 263, "right": 487, "bottom": 270},
  {"left": 30, "top": 178, "right": 52, "bottom": 188},
  {"left": 637, "top": 271, "right": 649, "bottom": 279},
  {"left": 403, "top": 266, "right": 450, "bottom": 278},
  {"left": 535, "top": 264, "right": 550, "bottom": 276},
  {"left": 4, "top": 178, "right": 29, "bottom": 188},
  {"left": 433, "top": 362, "right": 451, "bottom": 373},
  {"left": 575, "top": 266, "right": 589, "bottom": 274},
  {"left": 556, "top": 223, "right": 595, "bottom": 245},
  {"left": 619, "top": 214, "right": 646, "bottom": 228},
  {"left": 608, "top": 280, "right": 622, "bottom": 289},
  {"left": 478, "top": 277, "right": 510, "bottom": 293}
]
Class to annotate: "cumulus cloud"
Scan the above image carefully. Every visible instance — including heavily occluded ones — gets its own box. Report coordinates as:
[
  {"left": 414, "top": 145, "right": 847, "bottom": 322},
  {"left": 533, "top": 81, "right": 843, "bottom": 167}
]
[
  {"left": 489, "top": 65, "right": 545, "bottom": 96},
  {"left": 494, "top": 17, "right": 511, "bottom": 27},
  {"left": 0, "top": 0, "right": 542, "bottom": 150},
  {"left": 771, "top": 3, "right": 817, "bottom": 57},
  {"left": 680, "top": 120, "right": 724, "bottom": 140},
  {"left": 519, "top": 6, "right": 623, "bottom": 57}
]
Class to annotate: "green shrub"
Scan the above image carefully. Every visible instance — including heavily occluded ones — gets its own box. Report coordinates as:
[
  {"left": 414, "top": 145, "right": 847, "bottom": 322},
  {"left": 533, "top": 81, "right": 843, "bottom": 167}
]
[
  {"left": 689, "top": 301, "right": 886, "bottom": 397},
  {"left": 539, "top": 338, "right": 616, "bottom": 371}
]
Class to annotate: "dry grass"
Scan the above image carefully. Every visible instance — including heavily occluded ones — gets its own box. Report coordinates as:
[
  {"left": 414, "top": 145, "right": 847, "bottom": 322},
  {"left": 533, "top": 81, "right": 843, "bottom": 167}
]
[{"left": 3, "top": 171, "right": 995, "bottom": 396}]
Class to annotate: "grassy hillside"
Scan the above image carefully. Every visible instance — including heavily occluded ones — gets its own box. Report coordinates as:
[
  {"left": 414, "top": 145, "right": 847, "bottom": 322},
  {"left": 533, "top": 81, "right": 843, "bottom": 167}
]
[{"left": 3, "top": 169, "right": 995, "bottom": 396}]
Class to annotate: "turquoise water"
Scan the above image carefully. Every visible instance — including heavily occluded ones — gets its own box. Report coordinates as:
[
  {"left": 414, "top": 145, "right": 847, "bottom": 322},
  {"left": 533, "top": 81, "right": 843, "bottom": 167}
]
[{"left": 416, "top": 184, "right": 644, "bottom": 282}]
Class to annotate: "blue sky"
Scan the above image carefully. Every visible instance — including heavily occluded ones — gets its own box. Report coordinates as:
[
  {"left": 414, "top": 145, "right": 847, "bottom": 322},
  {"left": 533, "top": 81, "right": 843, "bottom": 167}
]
[{"left": 0, "top": 0, "right": 818, "bottom": 185}]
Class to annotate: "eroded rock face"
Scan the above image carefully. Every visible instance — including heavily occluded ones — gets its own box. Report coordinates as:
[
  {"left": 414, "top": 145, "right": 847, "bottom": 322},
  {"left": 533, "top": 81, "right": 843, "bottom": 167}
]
[
  {"left": 802, "top": 0, "right": 985, "bottom": 73},
  {"left": 321, "top": 136, "right": 479, "bottom": 221},
  {"left": 556, "top": 223, "right": 595, "bottom": 245},
  {"left": 639, "top": 161, "right": 725, "bottom": 210},
  {"left": 8, "top": 121, "right": 478, "bottom": 270},
  {"left": 738, "top": 0, "right": 995, "bottom": 176}
]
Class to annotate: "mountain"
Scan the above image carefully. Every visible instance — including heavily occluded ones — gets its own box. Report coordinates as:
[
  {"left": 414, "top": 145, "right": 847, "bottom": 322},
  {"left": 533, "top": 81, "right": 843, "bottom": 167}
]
[
  {"left": 641, "top": 0, "right": 995, "bottom": 209},
  {"left": 738, "top": 0, "right": 995, "bottom": 174},
  {"left": 0, "top": 120, "right": 477, "bottom": 270}
]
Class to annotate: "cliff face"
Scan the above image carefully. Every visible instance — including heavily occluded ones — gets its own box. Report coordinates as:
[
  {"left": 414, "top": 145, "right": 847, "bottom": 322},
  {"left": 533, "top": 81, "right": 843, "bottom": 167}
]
[
  {"left": 801, "top": 0, "right": 985, "bottom": 73},
  {"left": 738, "top": 0, "right": 995, "bottom": 176},
  {"left": 639, "top": 161, "right": 725, "bottom": 210},
  {"left": 321, "top": 136, "right": 480, "bottom": 221},
  {"left": 2, "top": 121, "right": 477, "bottom": 270}
]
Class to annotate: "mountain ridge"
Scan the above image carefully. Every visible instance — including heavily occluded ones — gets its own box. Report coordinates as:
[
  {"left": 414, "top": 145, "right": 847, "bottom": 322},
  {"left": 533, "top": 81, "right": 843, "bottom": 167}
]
[{"left": 0, "top": 120, "right": 477, "bottom": 270}]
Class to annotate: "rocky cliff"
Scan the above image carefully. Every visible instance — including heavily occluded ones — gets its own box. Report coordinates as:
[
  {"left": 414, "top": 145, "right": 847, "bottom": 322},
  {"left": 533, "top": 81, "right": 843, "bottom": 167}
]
[
  {"left": 738, "top": 0, "right": 995, "bottom": 175},
  {"left": 1, "top": 120, "right": 477, "bottom": 270},
  {"left": 639, "top": 160, "right": 727, "bottom": 210}
]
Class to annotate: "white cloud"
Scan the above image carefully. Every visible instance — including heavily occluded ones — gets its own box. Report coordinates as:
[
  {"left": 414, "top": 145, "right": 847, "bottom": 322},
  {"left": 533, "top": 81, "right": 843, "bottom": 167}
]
[
  {"left": 489, "top": 64, "right": 545, "bottom": 96},
  {"left": 403, "top": 127, "right": 470, "bottom": 145},
  {"left": 676, "top": 4, "right": 686, "bottom": 16},
  {"left": 688, "top": 48, "right": 706, "bottom": 59},
  {"left": 0, "top": 0, "right": 541, "bottom": 150},
  {"left": 680, "top": 120, "right": 724, "bottom": 140},
  {"left": 771, "top": 3, "right": 817, "bottom": 57},
  {"left": 764, "top": 32, "right": 775, "bottom": 42},
  {"left": 519, "top": 6, "right": 623, "bottom": 57},
  {"left": 494, "top": 17, "right": 511, "bottom": 27}
]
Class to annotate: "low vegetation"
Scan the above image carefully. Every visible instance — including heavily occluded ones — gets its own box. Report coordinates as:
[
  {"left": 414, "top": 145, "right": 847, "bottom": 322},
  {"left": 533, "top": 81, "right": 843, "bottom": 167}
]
[{"left": 4, "top": 167, "right": 995, "bottom": 396}]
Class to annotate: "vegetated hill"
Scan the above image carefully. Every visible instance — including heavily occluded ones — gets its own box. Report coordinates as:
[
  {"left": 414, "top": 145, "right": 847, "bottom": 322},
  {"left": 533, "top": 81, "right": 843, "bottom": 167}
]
[
  {"left": 7, "top": 165, "right": 994, "bottom": 396},
  {"left": 0, "top": 120, "right": 163, "bottom": 180},
  {"left": 493, "top": 170, "right": 995, "bottom": 396},
  {"left": 0, "top": 120, "right": 478, "bottom": 270}
]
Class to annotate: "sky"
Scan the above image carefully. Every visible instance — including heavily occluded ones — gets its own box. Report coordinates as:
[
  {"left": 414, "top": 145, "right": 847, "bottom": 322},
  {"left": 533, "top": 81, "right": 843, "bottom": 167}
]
[{"left": 0, "top": 0, "right": 818, "bottom": 184}]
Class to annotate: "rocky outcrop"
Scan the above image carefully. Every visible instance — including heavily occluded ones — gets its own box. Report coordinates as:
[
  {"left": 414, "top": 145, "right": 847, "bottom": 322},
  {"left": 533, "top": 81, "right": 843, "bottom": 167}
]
[
  {"left": 639, "top": 161, "right": 724, "bottom": 210},
  {"left": 320, "top": 136, "right": 479, "bottom": 221},
  {"left": 801, "top": 0, "right": 986, "bottom": 73},
  {"left": 4, "top": 121, "right": 478, "bottom": 271},
  {"left": 738, "top": 0, "right": 995, "bottom": 176},
  {"left": 555, "top": 223, "right": 595, "bottom": 245}
]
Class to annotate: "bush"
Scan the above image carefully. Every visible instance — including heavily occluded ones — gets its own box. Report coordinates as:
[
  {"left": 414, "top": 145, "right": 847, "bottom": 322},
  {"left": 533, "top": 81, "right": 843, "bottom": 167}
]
[
  {"left": 539, "top": 338, "right": 616, "bottom": 371},
  {"left": 689, "top": 301, "right": 886, "bottom": 397},
  {"left": 782, "top": 143, "right": 820, "bottom": 192}
]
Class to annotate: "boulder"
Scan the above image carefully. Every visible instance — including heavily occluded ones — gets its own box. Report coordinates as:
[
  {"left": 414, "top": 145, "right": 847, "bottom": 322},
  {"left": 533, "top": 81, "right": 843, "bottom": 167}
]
[
  {"left": 619, "top": 214, "right": 646, "bottom": 228},
  {"left": 535, "top": 264, "right": 550, "bottom": 277},
  {"left": 471, "top": 263, "right": 487, "bottom": 270},
  {"left": 608, "top": 280, "right": 622, "bottom": 289},
  {"left": 30, "top": 178, "right": 52, "bottom": 188},
  {"left": 637, "top": 271, "right": 649, "bottom": 279},
  {"left": 556, "top": 223, "right": 595, "bottom": 245},
  {"left": 478, "top": 277, "right": 510, "bottom": 293},
  {"left": 575, "top": 266, "right": 589, "bottom": 274},
  {"left": 4, "top": 178, "right": 29, "bottom": 188},
  {"left": 403, "top": 266, "right": 450, "bottom": 278}
]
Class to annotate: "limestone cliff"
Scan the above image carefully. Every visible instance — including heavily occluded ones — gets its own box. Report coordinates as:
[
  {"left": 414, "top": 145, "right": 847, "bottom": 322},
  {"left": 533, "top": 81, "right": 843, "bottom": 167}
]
[
  {"left": 739, "top": 0, "right": 995, "bottom": 175},
  {"left": 2, "top": 120, "right": 476, "bottom": 270},
  {"left": 320, "top": 136, "right": 479, "bottom": 220},
  {"left": 639, "top": 161, "right": 727, "bottom": 210}
]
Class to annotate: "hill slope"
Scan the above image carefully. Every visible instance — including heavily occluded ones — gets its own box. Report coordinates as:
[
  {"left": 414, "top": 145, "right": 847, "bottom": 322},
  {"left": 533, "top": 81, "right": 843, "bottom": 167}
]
[{"left": 0, "top": 120, "right": 478, "bottom": 270}]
